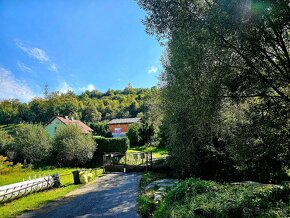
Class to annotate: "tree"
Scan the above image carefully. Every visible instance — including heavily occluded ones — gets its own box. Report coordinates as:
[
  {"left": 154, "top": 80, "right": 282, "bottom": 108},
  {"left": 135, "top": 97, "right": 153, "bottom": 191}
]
[
  {"left": 0, "top": 129, "right": 13, "bottom": 155},
  {"left": 82, "top": 103, "right": 101, "bottom": 123},
  {"left": 138, "top": 0, "right": 290, "bottom": 181},
  {"left": 89, "top": 122, "right": 111, "bottom": 137},
  {"left": 53, "top": 124, "right": 96, "bottom": 166},
  {"left": 127, "top": 123, "right": 142, "bottom": 147},
  {"left": 13, "top": 124, "right": 52, "bottom": 164},
  {"left": 0, "top": 100, "right": 19, "bottom": 126}
]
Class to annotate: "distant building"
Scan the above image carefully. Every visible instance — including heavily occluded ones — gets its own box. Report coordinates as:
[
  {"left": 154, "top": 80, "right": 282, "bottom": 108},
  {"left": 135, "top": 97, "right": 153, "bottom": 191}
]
[
  {"left": 108, "top": 118, "right": 141, "bottom": 138},
  {"left": 45, "top": 116, "right": 93, "bottom": 137}
]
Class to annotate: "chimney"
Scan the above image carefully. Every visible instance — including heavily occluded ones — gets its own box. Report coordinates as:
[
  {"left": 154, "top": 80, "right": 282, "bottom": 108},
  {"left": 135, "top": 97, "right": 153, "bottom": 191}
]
[
  {"left": 71, "top": 117, "right": 74, "bottom": 121},
  {"left": 65, "top": 116, "right": 68, "bottom": 120}
]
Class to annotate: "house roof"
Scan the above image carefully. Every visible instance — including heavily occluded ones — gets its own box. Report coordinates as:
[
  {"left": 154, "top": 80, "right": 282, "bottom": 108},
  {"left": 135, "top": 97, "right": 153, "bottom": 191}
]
[
  {"left": 108, "top": 118, "right": 141, "bottom": 125},
  {"left": 47, "top": 116, "right": 93, "bottom": 134}
]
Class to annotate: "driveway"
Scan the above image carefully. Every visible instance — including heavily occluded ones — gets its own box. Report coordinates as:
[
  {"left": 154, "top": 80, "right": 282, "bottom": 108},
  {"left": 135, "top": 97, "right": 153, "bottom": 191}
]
[{"left": 19, "top": 173, "right": 141, "bottom": 218}]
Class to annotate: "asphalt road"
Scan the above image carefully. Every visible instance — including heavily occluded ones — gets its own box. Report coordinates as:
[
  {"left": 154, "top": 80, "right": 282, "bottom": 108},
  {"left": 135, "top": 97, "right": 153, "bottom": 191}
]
[{"left": 19, "top": 173, "right": 141, "bottom": 218}]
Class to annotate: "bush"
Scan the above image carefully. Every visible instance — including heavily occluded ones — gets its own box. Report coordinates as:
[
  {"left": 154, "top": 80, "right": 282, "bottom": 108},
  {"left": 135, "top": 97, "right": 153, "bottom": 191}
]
[
  {"left": 0, "top": 155, "right": 23, "bottom": 175},
  {"left": 53, "top": 124, "right": 96, "bottom": 166},
  {"left": 154, "top": 179, "right": 290, "bottom": 218},
  {"left": 138, "top": 195, "right": 155, "bottom": 218},
  {"left": 95, "top": 137, "right": 129, "bottom": 154},
  {"left": 13, "top": 124, "right": 52, "bottom": 164},
  {"left": 0, "top": 128, "right": 13, "bottom": 155},
  {"left": 90, "top": 122, "right": 112, "bottom": 137},
  {"left": 127, "top": 123, "right": 142, "bottom": 147}
]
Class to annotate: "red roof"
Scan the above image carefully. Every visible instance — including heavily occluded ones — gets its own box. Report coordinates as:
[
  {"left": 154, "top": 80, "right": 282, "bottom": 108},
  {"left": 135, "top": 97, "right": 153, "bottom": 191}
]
[{"left": 49, "top": 116, "right": 93, "bottom": 134}]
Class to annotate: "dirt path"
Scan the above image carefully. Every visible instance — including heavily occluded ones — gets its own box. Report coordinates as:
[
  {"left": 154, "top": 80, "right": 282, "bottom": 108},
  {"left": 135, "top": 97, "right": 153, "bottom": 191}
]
[{"left": 19, "top": 173, "right": 141, "bottom": 218}]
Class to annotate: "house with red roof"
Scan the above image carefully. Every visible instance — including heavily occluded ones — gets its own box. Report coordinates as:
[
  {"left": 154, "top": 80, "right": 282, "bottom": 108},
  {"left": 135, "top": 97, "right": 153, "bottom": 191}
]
[{"left": 45, "top": 116, "right": 93, "bottom": 137}]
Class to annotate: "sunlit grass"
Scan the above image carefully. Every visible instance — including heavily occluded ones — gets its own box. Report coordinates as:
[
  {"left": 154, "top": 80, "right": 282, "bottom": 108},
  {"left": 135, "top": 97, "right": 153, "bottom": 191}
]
[
  {"left": 0, "top": 167, "right": 78, "bottom": 186},
  {"left": 128, "top": 146, "right": 168, "bottom": 159},
  {"left": 0, "top": 167, "right": 103, "bottom": 218}
]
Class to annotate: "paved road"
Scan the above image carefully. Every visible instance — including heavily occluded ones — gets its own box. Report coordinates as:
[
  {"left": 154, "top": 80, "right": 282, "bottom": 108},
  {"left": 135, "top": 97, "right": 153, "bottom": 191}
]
[{"left": 20, "top": 173, "right": 141, "bottom": 218}]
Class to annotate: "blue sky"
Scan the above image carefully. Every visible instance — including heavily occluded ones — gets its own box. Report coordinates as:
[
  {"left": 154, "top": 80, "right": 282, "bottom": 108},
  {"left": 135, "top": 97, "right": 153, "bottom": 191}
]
[{"left": 0, "top": 0, "right": 164, "bottom": 101}]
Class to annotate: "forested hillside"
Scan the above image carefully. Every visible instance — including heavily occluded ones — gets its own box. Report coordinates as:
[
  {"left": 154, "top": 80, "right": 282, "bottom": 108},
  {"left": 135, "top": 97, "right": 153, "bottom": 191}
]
[{"left": 0, "top": 85, "right": 156, "bottom": 125}]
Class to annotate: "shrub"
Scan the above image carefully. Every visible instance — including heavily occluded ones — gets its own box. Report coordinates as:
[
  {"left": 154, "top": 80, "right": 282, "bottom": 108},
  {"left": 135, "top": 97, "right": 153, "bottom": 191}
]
[
  {"left": 154, "top": 179, "right": 290, "bottom": 218},
  {"left": 95, "top": 137, "right": 129, "bottom": 154},
  {"left": 0, "top": 128, "right": 13, "bottom": 155},
  {"left": 90, "top": 122, "right": 112, "bottom": 137},
  {"left": 127, "top": 123, "right": 142, "bottom": 147},
  {"left": 138, "top": 195, "right": 155, "bottom": 218},
  {"left": 0, "top": 155, "right": 23, "bottom": 175},
  {"left": 53, "top": 124, "right": 96, "bottom": 166},
  {"left": 13, "top": 124, "right": 52, "bottom": 164}
]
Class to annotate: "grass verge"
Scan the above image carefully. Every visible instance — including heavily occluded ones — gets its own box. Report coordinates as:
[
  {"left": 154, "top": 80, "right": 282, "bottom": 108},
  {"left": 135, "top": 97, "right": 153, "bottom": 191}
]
[
  {"left": 137, "top": 172, "right": 168, "bottom": 218},
  {"left": 154, "top": 179, "right": 290, "bottom": 218},
  {"left": 0, "top": 167, "right": 103, "bottom": 218}
]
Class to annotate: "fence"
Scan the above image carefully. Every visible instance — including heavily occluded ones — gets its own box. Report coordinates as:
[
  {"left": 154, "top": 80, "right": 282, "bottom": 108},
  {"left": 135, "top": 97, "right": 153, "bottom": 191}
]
[
  {"left": 0, "top": 174, "right": 60, "bottom": 203},
  {"left": 103, "top": 152, "right": 153, "bottom": 172}
]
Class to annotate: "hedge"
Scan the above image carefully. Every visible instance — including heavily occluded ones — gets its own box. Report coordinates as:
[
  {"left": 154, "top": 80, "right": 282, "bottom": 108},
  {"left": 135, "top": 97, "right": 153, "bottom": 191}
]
[{"left": 94, "top": 137, "right": 129, "bottom": 154}]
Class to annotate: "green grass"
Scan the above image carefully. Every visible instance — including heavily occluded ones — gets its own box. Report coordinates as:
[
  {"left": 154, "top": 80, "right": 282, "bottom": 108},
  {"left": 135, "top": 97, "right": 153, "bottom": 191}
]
[
  {"left": 0, "top": 167, "right": 78, "bottom": 186},
  {"left": 154, "top": 179, "right": 290, "bottom": 218},
  {"left": 137, "top": 172, "right": 168, "bottom": 218},
  {"left": 128, "top": 146, "right": 168, "bottom": 159},
  {"left": 0, "top": 167, "right": 103, "bottom": 218},
  {"left": 0, "top": 183, "right": 81, "bottom": 218}
]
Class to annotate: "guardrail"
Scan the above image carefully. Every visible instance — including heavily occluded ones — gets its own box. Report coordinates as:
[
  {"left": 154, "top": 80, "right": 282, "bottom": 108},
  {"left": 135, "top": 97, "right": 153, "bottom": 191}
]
[{"left": 0, "top": 174, "right": 60, "bottom": 203}]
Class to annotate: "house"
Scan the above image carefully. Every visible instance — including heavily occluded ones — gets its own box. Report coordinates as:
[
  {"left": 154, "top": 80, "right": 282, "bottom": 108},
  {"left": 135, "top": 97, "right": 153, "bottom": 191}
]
[
  {"left": 45, "top": 116, "right": 93, "bottom": 137},
  {"left": 108, "top": 117, "right": 141, "bottom": 138}
]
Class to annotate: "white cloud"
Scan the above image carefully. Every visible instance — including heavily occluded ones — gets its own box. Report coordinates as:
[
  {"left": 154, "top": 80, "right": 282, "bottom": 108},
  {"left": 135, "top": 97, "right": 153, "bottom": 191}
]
[
  {"left": 58, "top": 82, "right": 73, "bottom": 93},
  {"left": 49, "top": 63, "right": 58, "bottom": 72},
  {"left": 148, "top": 66, "right": 158, "bottom": 74},
  {"left": 0, "top": 67, "right": 35, "bottom": 101},
  {"left": 16, "top": 41, "right": 58, "bottom": 72},
  {"left": 16, "top": 42, "right": 50, "bottom": 62},
  {"left": 17, "top": 62, "right": 32, "bottom": 73},
  {"left": 79, "top": 84, "right": 95, "bottom": 92},
  {"left": 87, "top": 84, "right": 95, "bottom": 91}
]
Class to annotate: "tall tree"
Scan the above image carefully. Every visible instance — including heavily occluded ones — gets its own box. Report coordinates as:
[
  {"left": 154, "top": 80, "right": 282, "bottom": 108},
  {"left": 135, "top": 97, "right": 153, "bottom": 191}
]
[{"left": 138, "top": 0, "right": 290, "bottom": 181}]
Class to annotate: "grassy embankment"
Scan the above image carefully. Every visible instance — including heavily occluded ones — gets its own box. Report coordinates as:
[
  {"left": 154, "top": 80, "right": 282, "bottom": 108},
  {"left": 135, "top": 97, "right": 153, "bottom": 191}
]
[
  {"left": 146, "top": 178, "right": 290, "bottom": 218},
  {"left": 0, "top": 167, "right": 103, "bottom": 218}
]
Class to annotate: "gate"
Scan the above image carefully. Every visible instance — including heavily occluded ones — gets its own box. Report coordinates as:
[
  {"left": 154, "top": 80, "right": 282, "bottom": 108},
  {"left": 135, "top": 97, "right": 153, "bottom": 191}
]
[{"left": 102, "top": 152, "right": 153, "bottom": 172}]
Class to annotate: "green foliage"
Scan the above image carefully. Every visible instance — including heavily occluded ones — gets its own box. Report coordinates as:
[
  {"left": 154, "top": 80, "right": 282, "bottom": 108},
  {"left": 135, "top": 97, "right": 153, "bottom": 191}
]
[
  {"left": 154, "top": 179, "right": 290, "bottom": 218},
  {"left": 138, "top": 195, "right": 155, "bottom": 218},
  {"left": 0, "top": 100, "right": 20, "bottom": 126},
  {"left": 127, "top": 123, "right": 142, "bottom": 147},
  {"left": 0, "top": 155, "right": 23, "bottom": 175},
  {"left": 13, "top": 124, "right": 52, "bottom": 164},
  {"left": 94, "top": 137, "right": 129, "bottom": 154},
  {"left": 90, "top": 122, "right": 112, "bottom": 137},
  {"left": 138, "top": 0, "right": 290, "bottom": 182},
  {"left": 53, "top": 124, "right": 96, "bottom": 166},
  {"left": 0, "top": 128, "right": 13, "bottom": 155},
  {"left": 0, "top": 87, "right": 155, "bottom": 125}
]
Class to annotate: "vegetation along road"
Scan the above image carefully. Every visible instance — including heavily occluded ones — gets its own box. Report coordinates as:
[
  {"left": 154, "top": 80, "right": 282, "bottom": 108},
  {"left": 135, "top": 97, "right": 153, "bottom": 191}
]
[{"left": 20, "top": 173, "right": 141, "bottom": 218}]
